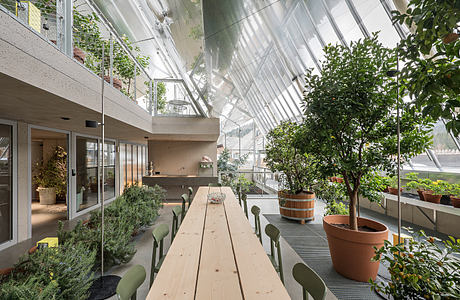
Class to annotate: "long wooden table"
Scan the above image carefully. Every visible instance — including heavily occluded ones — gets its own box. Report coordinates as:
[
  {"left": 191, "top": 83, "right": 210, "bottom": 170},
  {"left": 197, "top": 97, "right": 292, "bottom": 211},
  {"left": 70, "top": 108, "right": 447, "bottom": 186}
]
[{"left": 147, "top": 186, "right": 291, "bottom": 300}]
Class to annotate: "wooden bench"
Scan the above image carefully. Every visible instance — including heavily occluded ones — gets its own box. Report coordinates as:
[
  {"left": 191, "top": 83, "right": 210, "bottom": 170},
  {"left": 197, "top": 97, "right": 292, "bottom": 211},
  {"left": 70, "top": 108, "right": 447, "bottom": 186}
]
[{"left": 146, "top": 186, "right": 290, "bottom": 299}]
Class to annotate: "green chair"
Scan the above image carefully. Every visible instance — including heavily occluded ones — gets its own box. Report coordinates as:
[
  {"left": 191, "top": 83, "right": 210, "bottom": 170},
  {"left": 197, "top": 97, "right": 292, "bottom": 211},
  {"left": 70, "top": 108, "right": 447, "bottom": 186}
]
[
  {"left": 208, "top": 183, "right": 222, "bottom": 187},
  {"left": 241, "top": 193, "right": 248, "bottom": 218},
  {"left": 236, "top": 185, "right": 242, "bottom": 206},
  {"left": 187, "top": 186, "right": 194, "bottom": 205},
  {"left": 150, "top": 224, "right": 169, "bottom": 287},
  {"left": 181, "top": 193, "right": 189, "bottom": 221},
  {"left": 292, "top": 263, "right": 327, "bottom": 300},
  {"left": 251, "top": 205, "right": 262, "bottom": 245},
  {"left": 265, "top": 223, "right": 284, "bottom": 284},
  {"left": 116, "top": 264, "right": 146, "bottom": 300},
  {"left": 171, "top": 206, "right": 182, "bottom": 242}
]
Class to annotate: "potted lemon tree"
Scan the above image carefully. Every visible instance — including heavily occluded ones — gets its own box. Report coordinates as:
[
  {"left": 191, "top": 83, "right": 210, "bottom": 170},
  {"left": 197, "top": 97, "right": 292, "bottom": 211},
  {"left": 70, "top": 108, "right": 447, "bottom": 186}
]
[
  {"left": 296, "top": 35, "right": 432, "bottom": 282},
  {"left": 33, "top": 146, "right": 67, "bottom": 205},
  {"left": 265, "top": 121, "right": 319, "bottom": 224}
]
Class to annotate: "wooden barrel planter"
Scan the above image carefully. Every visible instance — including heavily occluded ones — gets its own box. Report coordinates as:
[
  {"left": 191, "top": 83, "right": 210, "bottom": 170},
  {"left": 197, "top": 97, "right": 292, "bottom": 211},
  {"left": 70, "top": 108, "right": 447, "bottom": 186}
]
[{"left": 278, "top": 191, "right": 315, "bottom": 224}]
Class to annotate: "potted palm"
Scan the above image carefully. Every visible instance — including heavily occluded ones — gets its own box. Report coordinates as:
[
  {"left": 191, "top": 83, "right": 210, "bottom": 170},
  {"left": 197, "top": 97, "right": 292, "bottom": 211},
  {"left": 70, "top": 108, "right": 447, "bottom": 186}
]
[
  {"left": 33, "top": 146, "right": 67, "bottom": 205},
  {"left": 296, "top": 35, "right": 432, "bottom": 282},
  {"left": 265, "top": 121, "right": 319, "bottom": 224}
]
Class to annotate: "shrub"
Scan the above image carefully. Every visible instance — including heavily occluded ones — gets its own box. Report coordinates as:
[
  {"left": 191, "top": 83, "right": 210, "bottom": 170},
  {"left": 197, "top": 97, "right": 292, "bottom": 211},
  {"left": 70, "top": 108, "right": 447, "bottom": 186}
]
[
  {"left": 1, "top": 242, "right": 96, "bottom": 300},
  {"left": 371, "top": 230, "right": 460, "bottom": 299}
]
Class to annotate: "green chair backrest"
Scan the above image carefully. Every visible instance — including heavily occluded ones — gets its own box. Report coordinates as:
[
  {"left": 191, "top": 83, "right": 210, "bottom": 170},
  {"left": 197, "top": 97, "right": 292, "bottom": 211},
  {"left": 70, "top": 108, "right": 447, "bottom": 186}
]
[
  {"left": 208, "top": 183, "right": 222, "bottom": 187},
  {"left": 171, "top": 206, "right": 182, "bottom": 242},
  {"left": 292, "top": 263, "right": 327, "bottom": 300},
  {"left": 237, "top": 185, "right": 242, "bottom": 206},
  {"left": 265, "top": 223, "right": 284, "bottom": 283},
  {"left": 241, "top": 193, "right": 248, "bottom": 218},
  {"left": 188, "top": 186, "right": 193, "bottom": 204},
  {"left": 150, "top": 224, "right": 169, "bottom": 287},
  {"left": 116, "top": 264, "right": 146, "bottom": 300},
  {"left": 181, "top": 193, "right": 189, "bottom": 221},
  {"left": 251, "top": 205, "right": 262, "bottom": 245}
]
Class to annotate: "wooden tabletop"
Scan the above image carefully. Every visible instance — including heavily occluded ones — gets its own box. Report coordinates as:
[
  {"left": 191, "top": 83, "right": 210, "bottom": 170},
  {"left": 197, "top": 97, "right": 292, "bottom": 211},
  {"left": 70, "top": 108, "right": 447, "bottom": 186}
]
[{"left": 146, "top": 186, "right": 291, "bottom": 300}]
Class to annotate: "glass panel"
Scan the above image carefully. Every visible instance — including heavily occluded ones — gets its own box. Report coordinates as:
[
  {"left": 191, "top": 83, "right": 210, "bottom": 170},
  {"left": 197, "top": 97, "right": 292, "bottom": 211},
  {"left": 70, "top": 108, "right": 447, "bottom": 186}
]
[
  {"left": 351, "top": 0, "right": 399, "bottom": 47},
  {"left": 325, "top": 0, "right": 364, "bottom": 45},
  {"left": 126, "top": 144, "right": 133, "bottom": 186},
  {"left": 0, "top": 124, "right": 12, "bottom": 244},
  {"left": 305, "top": 1, "right": 340, "bottom": 45},
  {"left": 103, "top": 141, "right": 116, "bottom": 200},
  {"left": 120, "top": 143, "right": 125, "bottom": 193},
  {"left": 137, "top": 145, "right": 143, "bottom": 185},
  {"left": 132, "top": 145, "right": 138, "bottom": 184},
  {"left": 76, "top": 136, "right": 98, "bottom": 212},
  {"left": 432, "top": 121, "right": 460, "bottom": 172}
]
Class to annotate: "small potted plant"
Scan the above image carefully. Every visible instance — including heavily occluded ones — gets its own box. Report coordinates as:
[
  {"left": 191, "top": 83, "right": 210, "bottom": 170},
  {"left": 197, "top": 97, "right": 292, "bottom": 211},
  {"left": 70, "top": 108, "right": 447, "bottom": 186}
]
[
  {"left": 388, "top": 176, "right": 404, "bottom": 195},
  {"left": 404, "top": 172, "right": 432, "bottom": 201},
  {"left": 33, "top": 146, "right": 67, "bottom": 205},
  {"left": 449, "top": 183, "right": 460, "bottom": 208},
  {"left": 265, "top": 121, "right": 319, "bottom": 224},
  {"left": 423, "top": 180, "right": 449, "bottom": 204}
]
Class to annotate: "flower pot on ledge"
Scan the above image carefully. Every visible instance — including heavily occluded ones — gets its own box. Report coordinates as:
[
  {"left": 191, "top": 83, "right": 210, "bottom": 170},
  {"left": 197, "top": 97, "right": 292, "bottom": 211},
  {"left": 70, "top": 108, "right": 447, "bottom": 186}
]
[
  {"left": 450, "top": 196, "right": 460, "bottom": 208},
  {"left": 388, "top": 187, "right": 403, "bottom": 195},
  {"left": 423, "top": 191, "right": 442, "bottom": 204},
  {"left": 323, "top": 215, "right": 388, "bottom": 282},
  {"left": 103, "top": 76, "right": 122, "bottom": 90},
  {"left": 37, "top": 187, "right": 56, "bottom": 205}
]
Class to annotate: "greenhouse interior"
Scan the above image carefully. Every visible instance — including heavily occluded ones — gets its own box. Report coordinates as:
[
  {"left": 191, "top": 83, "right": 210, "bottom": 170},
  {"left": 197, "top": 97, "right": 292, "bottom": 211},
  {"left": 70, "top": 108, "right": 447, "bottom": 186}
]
[{"left": 0, "top": 0, "right": 459, "bottom": 299}]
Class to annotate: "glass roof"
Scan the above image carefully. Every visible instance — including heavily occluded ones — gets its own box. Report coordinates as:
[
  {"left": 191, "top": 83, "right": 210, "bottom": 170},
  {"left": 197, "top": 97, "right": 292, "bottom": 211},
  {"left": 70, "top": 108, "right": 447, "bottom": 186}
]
[{"left": 85, "top": 0, "right": 460, "bottom": 174}]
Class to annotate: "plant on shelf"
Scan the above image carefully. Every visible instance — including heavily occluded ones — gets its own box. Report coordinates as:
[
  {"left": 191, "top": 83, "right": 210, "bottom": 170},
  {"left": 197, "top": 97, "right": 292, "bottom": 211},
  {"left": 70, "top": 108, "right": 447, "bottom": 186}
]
[
  {"left": 393, "top": 0, "right": 460, "bottom": 135},
  {"left": 266, "top": 121, "right": 320, "bottom": 224},
  {"left": 33, "top": 146, "right": 67, "bottom": 205},
  {"left": 449, "top": 183, "right": 460, "bottom": 208},
  {"left": 404, "top": 172, "right": 433, "bottom": 201},
  {"left": 387, "top": 175, "right": 404, "bottom": 195},
  {"left": 370, "top": 229, "right": 460, "bottom": 299},
  {"left": 295, "top": 34, "right": 432, "bottom": 282},
  {"left": 423, "top": 180, "right": 450, "bottom": 204}
]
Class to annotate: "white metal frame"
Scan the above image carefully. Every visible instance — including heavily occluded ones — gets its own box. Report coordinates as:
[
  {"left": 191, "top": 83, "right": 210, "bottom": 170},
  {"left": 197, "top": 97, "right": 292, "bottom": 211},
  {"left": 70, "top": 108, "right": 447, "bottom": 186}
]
[{"left": 0, "top": 119, "right": 17, "bottom": 251}]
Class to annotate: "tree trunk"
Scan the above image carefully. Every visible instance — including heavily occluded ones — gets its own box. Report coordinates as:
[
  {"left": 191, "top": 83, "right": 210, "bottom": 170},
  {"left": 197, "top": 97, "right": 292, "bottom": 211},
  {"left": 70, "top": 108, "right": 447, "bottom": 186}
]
[{"left": 349, "top": 190, "right": 358, "bottom": 231}]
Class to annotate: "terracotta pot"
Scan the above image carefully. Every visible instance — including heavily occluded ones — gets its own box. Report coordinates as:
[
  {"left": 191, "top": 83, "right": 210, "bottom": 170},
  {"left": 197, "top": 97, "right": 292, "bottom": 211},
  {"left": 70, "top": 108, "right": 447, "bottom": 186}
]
[
  {"left": 103, "top": 76, "right": 122, "bottom": 90},
  {"left": 0, "top": 267, "right": 14, "bottom": 276},
  {"left": 73, "top": 47, "right": 86, "bottom": 64},
  {"left": 383, "top": 187, "right": 389, "bottom": 193},
  {"left": 443, "top": 32, "right": 459, "bottom": 44},
  {"left": 388, "top": 187, "right": 403, "bottom": 195},
  {"left": 336, "top": 177, "right": 344, "bottom": 183},
  {"left": 323, "top": 215, "right": 388, "bottom": 282},
  {"left": 450, "top": 196, "right": 460, "bottom": 208},
  {"left": 28, "top": 246, "right": 37, "bottom": 254},
  {"left": 278, "top": 191, "right": 315, "bottom": 223},
  {"left": 424, "top": 193, "right": 442, "bottom": 204},
  {"left": 417, "top": 190, "right": 425, "bottom": 201}
]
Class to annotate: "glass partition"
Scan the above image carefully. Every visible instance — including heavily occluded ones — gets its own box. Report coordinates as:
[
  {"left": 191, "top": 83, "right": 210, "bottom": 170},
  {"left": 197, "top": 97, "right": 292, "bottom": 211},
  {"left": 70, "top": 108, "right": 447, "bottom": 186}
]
[
  {"left": 0, "top": 124, "right": 12, "bottom": 245},
  {"left": 76, "top": 136, "right": 98, "bottom": 212}
]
